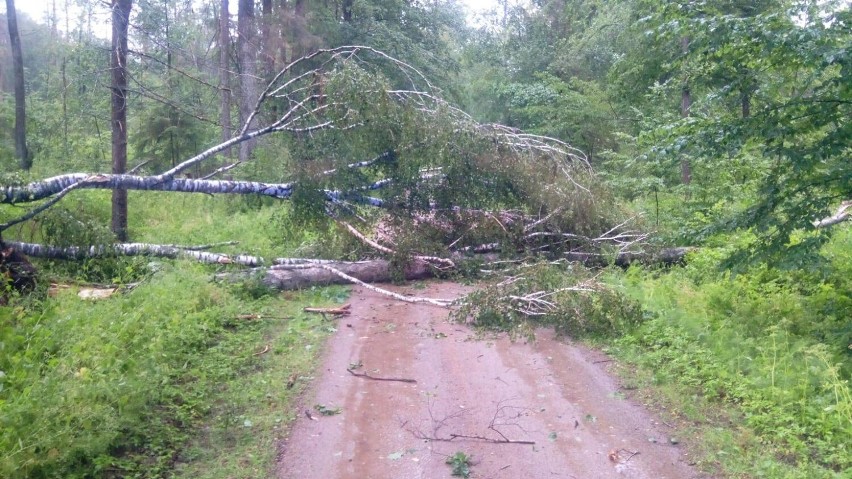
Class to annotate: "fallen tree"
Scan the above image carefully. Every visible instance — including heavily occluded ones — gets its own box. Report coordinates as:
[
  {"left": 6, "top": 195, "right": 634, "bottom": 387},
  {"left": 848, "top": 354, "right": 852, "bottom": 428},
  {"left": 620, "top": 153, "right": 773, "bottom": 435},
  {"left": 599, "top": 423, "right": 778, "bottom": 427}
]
[
  {"left": 0, "top": 46, "right": 681, "bottom": 296},
  {"left": 224, "top": 259, "right": 433, "bottom": 290},
  {"left": 9, "top": 231, "right": 693, "bottom": 285}
]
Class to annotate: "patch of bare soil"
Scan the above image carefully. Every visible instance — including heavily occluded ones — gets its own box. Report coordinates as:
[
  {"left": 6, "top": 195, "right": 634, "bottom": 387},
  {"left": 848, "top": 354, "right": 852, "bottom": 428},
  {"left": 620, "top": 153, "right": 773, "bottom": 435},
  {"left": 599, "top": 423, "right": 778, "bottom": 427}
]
[{"left": 276, "top": 282, "right": 704, "bottom": 479}]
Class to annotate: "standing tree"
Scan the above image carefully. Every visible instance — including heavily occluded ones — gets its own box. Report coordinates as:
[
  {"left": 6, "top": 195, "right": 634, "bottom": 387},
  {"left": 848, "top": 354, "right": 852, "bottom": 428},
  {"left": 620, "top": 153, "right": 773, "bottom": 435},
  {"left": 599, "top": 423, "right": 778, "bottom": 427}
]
[
  {"left": 237, "top": 0, "right": 257, "bottom": 162},
  {"left": 219, "top": 0, "right": 232, "bottom": 157},
  {"left": 111, "top": 0, "right": 132, "bottom": 240},
  {"left": 5, "top": 0, "right": 31, "bottom": 170},
  {"left": 679, "top": 35, "right": 691, "bottom": 186}
]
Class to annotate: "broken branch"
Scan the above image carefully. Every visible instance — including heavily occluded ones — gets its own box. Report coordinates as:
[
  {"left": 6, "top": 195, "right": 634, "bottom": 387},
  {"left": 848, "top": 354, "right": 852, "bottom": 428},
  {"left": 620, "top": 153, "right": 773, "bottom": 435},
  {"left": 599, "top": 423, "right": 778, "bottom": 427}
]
[
  {"left": 346, "top": 367, "right": 417, "bottom": 383},
  {"left": 447, "top": 433, "right": 535, "bottom": 445},
  {"left": 304, "top": 304, "right": 352, "bottom": 315}
]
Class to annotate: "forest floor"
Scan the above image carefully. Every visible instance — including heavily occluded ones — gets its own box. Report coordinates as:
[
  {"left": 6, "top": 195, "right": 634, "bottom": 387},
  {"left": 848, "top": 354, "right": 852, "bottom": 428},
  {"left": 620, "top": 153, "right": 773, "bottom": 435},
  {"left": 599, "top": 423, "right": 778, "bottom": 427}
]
[{"left": 275, "top": 281, "right": 706, "bottom": 479}]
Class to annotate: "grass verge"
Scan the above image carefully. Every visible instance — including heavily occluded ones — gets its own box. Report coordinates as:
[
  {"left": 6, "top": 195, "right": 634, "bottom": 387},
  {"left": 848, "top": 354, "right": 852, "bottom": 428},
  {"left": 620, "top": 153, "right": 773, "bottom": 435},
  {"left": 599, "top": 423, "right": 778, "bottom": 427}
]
[
  {"left": 597, "top": 232, "right": 851, "bottom": 478},
  {"left": 0, "top": 259, "right": 348, "bottom": 478}
]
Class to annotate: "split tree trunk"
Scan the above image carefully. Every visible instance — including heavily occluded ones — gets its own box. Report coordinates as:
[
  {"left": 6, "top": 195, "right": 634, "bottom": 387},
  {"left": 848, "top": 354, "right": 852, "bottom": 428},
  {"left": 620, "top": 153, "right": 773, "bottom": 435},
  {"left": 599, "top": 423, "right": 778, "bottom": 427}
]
[{"left": 238, "top": 259, "right": 435, "bottom": 290}]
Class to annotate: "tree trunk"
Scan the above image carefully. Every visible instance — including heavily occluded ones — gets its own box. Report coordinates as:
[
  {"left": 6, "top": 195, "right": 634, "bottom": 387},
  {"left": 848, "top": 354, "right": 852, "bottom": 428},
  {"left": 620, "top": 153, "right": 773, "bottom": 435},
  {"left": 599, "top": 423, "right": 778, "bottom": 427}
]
[
  {"left": 3, "top": 239, "right": 696, "bottom": 294},
  {"left": 237, "top": 0, "right": 257, "bottom": 162},
  {"left": 219, "top": 0, "right": 232, "bottom": 157},
  {"left": 8, "top": 241, "right": 264, "bottom": 266},
  {"left": 61, "top": 56, "right": 69, "bottom": 155},
  {"left": 234, "top": 259, "right": 436, "bottom": 290},
  {"left": 1, "top": 174, "right": 296, "bottom": 204},
  {"left": 342, "top": 0, "right": 353, "bottom": 22},
  {"left": 563, "top": 247, "right": 694, "bottom": 268},
  {"left": 111, "top": 0, "right": 132, "bottom": 241},
  {"left": 261, "top": 0, "right": 274, "bottom": 81},
  {"left": 680, "top": 35, "right": 691, "bottom": 186},
  {"left": 5, "top": 0, "right": 32, "bottom": 170}
]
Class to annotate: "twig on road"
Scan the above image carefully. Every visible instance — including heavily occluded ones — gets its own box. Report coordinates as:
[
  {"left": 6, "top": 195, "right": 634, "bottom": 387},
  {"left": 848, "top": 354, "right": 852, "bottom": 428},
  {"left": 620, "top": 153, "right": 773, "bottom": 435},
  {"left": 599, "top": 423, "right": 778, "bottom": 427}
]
[
  {"left": 304, "top": 304, "right": 352, "bottom": 315},
  {"left": 346, "top": 367, "right": 417, "bottom": 383}
]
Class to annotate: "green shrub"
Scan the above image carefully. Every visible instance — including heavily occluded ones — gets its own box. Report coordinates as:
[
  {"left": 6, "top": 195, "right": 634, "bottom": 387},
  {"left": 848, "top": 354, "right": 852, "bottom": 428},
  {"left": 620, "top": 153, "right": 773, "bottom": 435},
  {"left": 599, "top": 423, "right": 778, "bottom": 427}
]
[{"left": 453, "top": 262, "right": 643, "bottom": 339}]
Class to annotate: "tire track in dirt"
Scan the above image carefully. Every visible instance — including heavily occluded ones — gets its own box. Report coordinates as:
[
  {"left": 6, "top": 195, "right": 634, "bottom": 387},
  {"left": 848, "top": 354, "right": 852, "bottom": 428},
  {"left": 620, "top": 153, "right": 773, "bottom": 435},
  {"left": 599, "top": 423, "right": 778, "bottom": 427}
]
[{"left": 276, "top": 282, "right": 704, "bottom": 479}]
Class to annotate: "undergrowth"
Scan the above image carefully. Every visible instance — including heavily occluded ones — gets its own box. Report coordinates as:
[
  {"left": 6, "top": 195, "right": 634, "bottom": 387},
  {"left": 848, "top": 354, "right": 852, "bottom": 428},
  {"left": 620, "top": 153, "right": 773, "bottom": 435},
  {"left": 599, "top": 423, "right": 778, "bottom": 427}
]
[
  {"left": 0, "top": 185, "right": 365, "bottom": 478},
  {"left": 0, "top": 190, "right": 349, "bottom": 479},
  {"left": 0, "top": 261, "right": 343, "bottom": 478},
  {"left": 604, "top": 229, "right": 851, "bottom": 477}
]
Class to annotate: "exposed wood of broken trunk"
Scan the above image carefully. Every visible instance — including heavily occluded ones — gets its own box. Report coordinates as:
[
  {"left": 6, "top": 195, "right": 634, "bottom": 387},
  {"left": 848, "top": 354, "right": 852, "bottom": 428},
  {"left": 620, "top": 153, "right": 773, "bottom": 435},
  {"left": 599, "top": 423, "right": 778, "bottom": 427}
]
[{"left": 245, "top": 259, "right": 435, "bottom": 290}]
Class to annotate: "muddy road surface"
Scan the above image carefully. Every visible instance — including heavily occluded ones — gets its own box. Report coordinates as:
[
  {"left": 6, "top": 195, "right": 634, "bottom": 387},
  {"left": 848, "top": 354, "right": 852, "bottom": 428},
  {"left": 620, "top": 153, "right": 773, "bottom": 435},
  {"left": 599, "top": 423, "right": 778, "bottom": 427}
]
[{"left": 276, "top": 282, "right": 703, "bottom": 479}]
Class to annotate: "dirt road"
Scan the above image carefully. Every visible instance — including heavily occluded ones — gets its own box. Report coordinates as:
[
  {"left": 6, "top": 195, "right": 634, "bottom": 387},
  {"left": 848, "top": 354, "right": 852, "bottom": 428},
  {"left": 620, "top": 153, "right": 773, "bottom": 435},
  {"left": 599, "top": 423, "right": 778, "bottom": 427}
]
[{"left": 276, "top": 282, "right": 703, "bottom": 479}]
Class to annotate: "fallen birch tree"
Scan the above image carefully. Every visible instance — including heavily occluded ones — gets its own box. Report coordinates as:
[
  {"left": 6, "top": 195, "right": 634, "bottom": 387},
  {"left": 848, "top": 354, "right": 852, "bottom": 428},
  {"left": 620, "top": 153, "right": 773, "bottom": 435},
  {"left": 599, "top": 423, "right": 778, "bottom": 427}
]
[{"left": 0, "top": 46, "right": 683, "bottom": 297}]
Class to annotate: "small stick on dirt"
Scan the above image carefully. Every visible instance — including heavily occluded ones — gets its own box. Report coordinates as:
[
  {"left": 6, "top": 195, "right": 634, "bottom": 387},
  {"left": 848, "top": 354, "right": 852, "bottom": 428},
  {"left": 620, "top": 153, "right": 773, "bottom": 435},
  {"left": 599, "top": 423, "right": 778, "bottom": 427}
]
[
  {"left": 609, "top": 448, "right": 640, "bottom": 464},
  {"left": 622, "top": 449, "right": 640, "bottom": 463},
  {"left": 236, "top": 313, "right": 293, "bottom": 320},
  {"left": 304, "top": 304, "right": 352, "bottom": 315},
  {"left": 593, "top": 359, "right": 614, "bottom": 364},
  {"left": 447, "top": 433, "right": 535, "bottom": 445},
  {"left": 253, "top": 344, "right": 270, "bottom": 356},
  {"left": 346, "top": 367, "right": 417, "bottom": 383}
]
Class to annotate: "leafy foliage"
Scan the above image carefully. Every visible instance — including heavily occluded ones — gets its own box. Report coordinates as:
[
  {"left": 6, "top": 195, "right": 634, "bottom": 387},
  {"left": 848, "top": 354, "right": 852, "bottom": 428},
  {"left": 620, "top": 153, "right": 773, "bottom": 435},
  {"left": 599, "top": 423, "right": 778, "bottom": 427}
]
[
  {"left": 445, "top": 451, "right": 472, "bottom": 478},
  {"left": 644, "top": 5, "right": 852, "bottom": 263},
  {"left": 454, "top": 262, "right": 644, "bottom": 339}
]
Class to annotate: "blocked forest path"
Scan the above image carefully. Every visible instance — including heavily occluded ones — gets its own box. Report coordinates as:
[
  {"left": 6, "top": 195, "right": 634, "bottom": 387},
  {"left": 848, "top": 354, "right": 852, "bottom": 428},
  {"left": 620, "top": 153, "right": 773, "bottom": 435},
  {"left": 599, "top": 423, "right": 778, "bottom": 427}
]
[{"left": 276, "top": 282, "right": 704, "bottom": 479}]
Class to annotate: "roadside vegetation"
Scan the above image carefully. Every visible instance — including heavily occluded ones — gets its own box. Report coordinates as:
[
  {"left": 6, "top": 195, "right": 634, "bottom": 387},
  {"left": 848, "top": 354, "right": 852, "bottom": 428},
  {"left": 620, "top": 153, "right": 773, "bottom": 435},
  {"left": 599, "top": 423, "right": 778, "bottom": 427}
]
[
  {"left": 0, "top": 193, "right": 347, "bottom": 478},
  {"left": 606, "top": 229, "right": 851, "bottom": 477}
]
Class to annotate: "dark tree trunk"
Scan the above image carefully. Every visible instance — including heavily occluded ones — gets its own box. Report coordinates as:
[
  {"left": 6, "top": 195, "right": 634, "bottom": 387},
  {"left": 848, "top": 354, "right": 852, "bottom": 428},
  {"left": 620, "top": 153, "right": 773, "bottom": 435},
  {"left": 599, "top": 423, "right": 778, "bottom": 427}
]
[
  {"left": 679, "top": 36, "right": 691, "bottom": 186},
  {"left": 61, "top": 56, "right": 69, "bottom": 155},
  {"left": 277, "top": 0, "right": 292, "bottom": 69},
  {"left": 342, "top": 0, "right": 353, "bottom": 22},
  {"left": 111, "top": 0, "right": 132, "bottom": 241},
  {"left": 237, "top": 0, "right": 257, "bottom": 162},
  {"left": 219, "top": 0, "right": 232, "bottom": 157},
  {"left": 261, "top": 0, "right": 274, "bottom": 81},
  {"left": 5, "top": 0, "right": 31, "bottom": 170},
  {"left": 739, "top": 65, "right": 753, "bottom": 119}
]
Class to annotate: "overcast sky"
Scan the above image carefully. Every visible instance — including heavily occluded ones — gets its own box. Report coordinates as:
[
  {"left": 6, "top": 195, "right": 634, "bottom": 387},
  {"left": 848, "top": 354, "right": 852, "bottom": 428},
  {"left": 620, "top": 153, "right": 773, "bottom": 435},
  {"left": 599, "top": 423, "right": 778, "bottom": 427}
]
[{"left": 6, "top": 0, "right": 503, "bottom": 29}]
